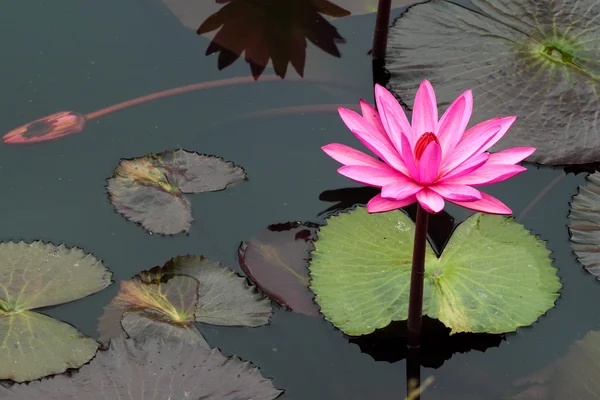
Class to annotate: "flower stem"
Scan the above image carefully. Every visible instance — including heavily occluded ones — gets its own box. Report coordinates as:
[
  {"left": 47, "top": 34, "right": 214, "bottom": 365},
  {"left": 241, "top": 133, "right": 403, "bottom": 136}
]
[
  {"left": 371, "top": 0, "right": 392, "bottom": 59},
  {"left": 407, "top": 203, "right": 429, "bottom": 348}
]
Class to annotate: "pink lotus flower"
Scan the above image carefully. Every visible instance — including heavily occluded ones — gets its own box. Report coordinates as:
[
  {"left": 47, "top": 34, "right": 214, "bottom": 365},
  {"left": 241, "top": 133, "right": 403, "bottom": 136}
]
[{"left": 322, "top": 81, "right": 535, "bottom": 214}]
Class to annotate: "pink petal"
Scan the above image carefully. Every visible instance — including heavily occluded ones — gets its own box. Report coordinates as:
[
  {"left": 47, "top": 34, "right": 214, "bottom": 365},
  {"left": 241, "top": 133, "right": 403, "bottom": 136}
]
[
  {"left": 412, "top": 80, "right": 438, "bottom": 138},
  {"left": 450, "top": 192, "right": 512, "bottom": 215},
  {"left": 487, "top": 147, "right": 535, "bottom": 165},
  {"left": 439, "top": 152, "right": 489, "bottom": 181},
  {"left": 475, "top": 116, "right": 517, "bottom": 154},
  {"left": 359, "top": 100, "right": 386, "bottom": 135},
  {"left": 338, "top": 108, "right": 407, "bottom": 174},
  {"left": 400, "top": 131, "right": 419, "bottom": 180},
  {"left": 338, "top": 165, "right": 410, "bottom": 188},
  {"left": 436, "top": 90, "right": 472, "bottom": 157},
  {"left": 367, "top": 193, "right": 417, "bottom": 213},
  {"left": 381, "top": 180, "right": 423, "bottom": 200},
  {"left": 322, "top": 143, "right": 385, "bottom": 167},
  {"left": 417, "top": 141, "right": 441, "bottom": 185},
  {"left": 374, "top": 84, "right": 415, "bottom": 150},
  {"left": 429, "top": 183, "right": 482, "bottom": 202},
  {"left": 442, "top": 164, "right": 527, "bottom": 186},
  {"left": 439, "top": 122, "right": 501, "bottom": 176},
  {"left": 445, "top": 116, "right": 516, "bottom": 173},
  {"left": 416, "top": 189, "right": 445, "bottom": 213}
]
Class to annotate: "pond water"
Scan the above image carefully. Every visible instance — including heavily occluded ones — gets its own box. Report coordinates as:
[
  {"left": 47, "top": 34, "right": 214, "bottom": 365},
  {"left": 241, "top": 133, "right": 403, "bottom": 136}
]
[{"left": 0, "top": 0, "right": 597, "bottom": 399}]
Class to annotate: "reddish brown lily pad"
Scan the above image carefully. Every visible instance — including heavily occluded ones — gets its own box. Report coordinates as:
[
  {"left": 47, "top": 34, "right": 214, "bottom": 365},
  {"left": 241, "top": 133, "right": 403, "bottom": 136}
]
[
  {"left": 97, "top": 274, "right": 207, "bottom": 347},
  {"left": 238, "top": 222, "right": 321, "bottom": 317},
  {"left": 0, "top": 335, "right": 283, "bottom": 400}
]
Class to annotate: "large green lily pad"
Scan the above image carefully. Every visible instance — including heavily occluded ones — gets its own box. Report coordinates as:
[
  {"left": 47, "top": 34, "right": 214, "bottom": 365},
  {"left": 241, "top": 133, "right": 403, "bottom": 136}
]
[
  {"left": 0, "top": 241, "right": 112, "bottom": 382},
  {"left": 309, "top": 207, "right": 561, "bottom": 335},
  {"left": 107, "top": 149, "right": 246, "bottom": 235},
  {"left": 387, "top": 0, "right": 600, "bottom": 165},
  {"left": 568, "top": 171, "right": 600, "bottom": 278},
  {"left": 0, "top": 335, "right": 283, "bottom": 399}
]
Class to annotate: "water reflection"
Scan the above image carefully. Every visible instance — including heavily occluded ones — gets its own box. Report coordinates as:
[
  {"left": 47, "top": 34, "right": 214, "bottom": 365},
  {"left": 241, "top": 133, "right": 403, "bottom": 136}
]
[
  {"left": 196, "top": 0, "right": 350, "bottom": 79},
  {"left": 349, "top": 317, "right": 503, "bottom": 367}
]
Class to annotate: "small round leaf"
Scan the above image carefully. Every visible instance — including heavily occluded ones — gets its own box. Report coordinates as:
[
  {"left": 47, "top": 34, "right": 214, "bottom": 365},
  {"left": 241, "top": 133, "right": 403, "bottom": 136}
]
[{"left": 107, "top": 150, "right": 246, "bottom": 235}]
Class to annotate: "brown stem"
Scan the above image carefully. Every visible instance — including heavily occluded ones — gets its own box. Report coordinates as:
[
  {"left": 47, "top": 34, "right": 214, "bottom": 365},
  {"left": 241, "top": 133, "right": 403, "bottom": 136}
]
[
  {"left": 84, "top": 75, "right": 350, "bottom": 120},
  {"left": 371, "top": 0, "right": 392, "bottom": 59},
  {"left": 407, "top": 203, "right": 429, "bottom": 348}
]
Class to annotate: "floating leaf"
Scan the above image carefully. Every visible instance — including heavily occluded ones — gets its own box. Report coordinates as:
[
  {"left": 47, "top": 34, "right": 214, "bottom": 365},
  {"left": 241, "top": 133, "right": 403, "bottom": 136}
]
[
  {"left": 0, "top": 335, "right": 283, "bottom": 399},
  {"left": 98, "top": 255, "right": 272, "bottom": 345},
  {"left": 510, "top": 331, "right": 600, "bottom": 400},
  {"left": 387, "top": 0, "right": 600, "bottom": 165},
  {"left": 238, "top": 222, "right": 321, "bottom": 316},
  {"left": 568, "top": 171, "right": 600, "bottom": 278},
  {"left": 97, "top": 275, "right": 207, "bottom": 347},
  {"left": 107, "top": 150, "right": 246, "bottom": 235},
  {"left": 0, "top": 241, "right": 111, "bottom": 382},
  {"left": 309, "top": 207, "right": 561, "bottom": 336},
  {"left": 159, "top": 255, "right": 273, "bottom": 326}
]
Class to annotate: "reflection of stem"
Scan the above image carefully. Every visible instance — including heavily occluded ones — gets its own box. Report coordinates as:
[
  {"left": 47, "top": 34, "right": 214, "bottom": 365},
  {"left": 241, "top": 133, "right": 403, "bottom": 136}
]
[
  {"left": 406, "top": 346, "right": 421, "bottom": 400},
  {"left": 517, "top": 173, "right": 566, "bottom": 221},
  {"left": 84, "top": 75, "right": 350, "bottom": 120},
  {"left": 407, "top": 204, "right": 429, "bottom": 347},
  {"left": 371, "top": 0, "right": 392, "bottom": 59}
]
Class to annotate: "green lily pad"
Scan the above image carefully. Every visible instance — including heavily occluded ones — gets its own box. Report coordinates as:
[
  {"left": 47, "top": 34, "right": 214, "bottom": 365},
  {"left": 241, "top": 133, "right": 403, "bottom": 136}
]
[
  {"left": 97, "top": 274, "right": 207, "bottom": 347},
  {"left": 0, "top": 241, "right": 112, "bottom": 382},
  {"left": 0, "top": 335, "right": 283, "bottom": 399},
  {"left": 158, "top": 255, "right": 273, "bottom": 326},
  {"left": 568, "top": 171, "right": 600, "bottom": 278},
  {"left": 107, "top": 149, "right": 246, "bottom": 235},
  {"left": 309, "top": 207, "right": 561, "bottom": 336},
  {"left": 387, "top": 0, "right": 600, "bottom": 165}
]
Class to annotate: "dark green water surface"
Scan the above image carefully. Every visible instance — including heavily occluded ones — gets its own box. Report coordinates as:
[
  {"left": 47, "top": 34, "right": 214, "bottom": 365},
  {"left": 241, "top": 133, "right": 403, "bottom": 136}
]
[{"left": 0, "top": 1, "right": 596, "bottom": 398}]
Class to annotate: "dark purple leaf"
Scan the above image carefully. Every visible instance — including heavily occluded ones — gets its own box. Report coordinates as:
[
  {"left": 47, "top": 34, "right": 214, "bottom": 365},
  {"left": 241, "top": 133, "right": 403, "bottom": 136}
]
[
  {"left": 0, "top": 336, "right": 283, "bottom": 399},
  {"left": 238, "top": 222, "right": 321, "bottom": 317}
]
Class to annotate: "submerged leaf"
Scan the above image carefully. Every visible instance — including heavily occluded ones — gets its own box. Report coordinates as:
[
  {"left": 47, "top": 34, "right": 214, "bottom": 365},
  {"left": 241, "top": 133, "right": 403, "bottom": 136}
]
[
  {"left": 158, "top": 255, "right": 273, "bottom": 326},
  {"left": 510, "top": 331, "right": 600, "bottom": 400},
  {"left": 238, "top": 222, "right": 321, "bottom": 316},
  {"left": 387, "top": 0, "right": 600, "bottom": 165},
  {"left": 568, "top": 172, "right": 600, "bottom": 278},
  {"left": 97, "top": 275, "right": 207, "bottom": 347},
  {"left": 0, "top": 241, "right": 112, "bottom": 382},
  {"left": 309, "top": 207, "right": 561, "bottom": 336},
  {"left": 1, "top": 335, "right": 283, "bottom": 399},
  {"left": 107, "top": 150, "right": 246, "bottom": 235}
]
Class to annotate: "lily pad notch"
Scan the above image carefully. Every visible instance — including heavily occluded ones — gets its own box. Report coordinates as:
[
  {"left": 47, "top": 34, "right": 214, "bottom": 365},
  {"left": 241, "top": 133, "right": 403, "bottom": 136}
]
[
  {"left": 309, "top": 206, "right": 561, "bottom": 336},
  {"left": 107, "top": 149, "right": 247, "bottom": 235},
  {"left": 97, "top": 255, "right": 273, "bottom": 345},
  {"left": 0, "top": 241, "right": 112, "bottom": 382}
]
